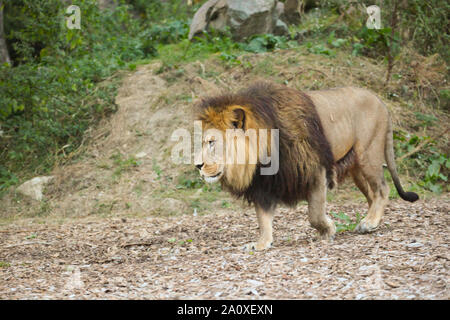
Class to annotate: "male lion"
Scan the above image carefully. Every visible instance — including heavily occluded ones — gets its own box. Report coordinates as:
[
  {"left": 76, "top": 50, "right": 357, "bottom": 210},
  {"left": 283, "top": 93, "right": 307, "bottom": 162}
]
[{"left": 195, "top": 81, "right": 418, "bottom": 250}]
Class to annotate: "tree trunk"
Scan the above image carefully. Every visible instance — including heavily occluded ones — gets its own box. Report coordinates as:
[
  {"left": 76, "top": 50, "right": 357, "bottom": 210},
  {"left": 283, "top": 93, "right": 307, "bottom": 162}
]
[
  {"left": 284, "top": 0, "right": 303, "bottom": 24},
  {"left": 0, "top": 1, "right": 11, "bottom": 65}
]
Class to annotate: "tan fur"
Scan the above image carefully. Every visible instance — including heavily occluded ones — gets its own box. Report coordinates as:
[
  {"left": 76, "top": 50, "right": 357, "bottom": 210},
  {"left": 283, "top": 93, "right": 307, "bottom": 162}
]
[{"left": 308, "top": 87, "right": 418, "bottom": 234}]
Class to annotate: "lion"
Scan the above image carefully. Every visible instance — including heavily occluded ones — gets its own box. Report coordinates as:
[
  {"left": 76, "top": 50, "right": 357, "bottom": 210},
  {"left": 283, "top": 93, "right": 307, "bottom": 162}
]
[{"left": 194, "top": 81, "right": 418, "bottom": 250}]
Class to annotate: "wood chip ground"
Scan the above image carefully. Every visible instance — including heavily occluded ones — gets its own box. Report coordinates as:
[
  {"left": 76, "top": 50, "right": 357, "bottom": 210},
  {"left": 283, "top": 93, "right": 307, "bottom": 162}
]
[{"left": 1, "top": 199, "right": 448, "bottom": 299}]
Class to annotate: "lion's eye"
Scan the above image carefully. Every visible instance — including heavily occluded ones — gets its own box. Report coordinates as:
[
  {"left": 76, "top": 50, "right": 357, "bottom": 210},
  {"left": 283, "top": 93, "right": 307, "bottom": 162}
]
[{"left": 208, "top": 140, "right": 215, "bottom": 148}]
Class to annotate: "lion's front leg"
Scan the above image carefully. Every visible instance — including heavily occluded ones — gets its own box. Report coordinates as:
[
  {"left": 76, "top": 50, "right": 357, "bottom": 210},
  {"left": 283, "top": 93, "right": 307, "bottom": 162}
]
[
  {"left": 307, "top": 168, "right": 336, "bottom": 240},
  {"left": 244, "top": 204, "right": 274, "bottom": 251}
]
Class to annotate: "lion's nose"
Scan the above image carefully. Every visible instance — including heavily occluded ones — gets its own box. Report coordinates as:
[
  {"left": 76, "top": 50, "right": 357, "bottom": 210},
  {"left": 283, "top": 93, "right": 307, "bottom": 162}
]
[{"left": 195, "top": 163, "right": 204, "bottom": 170}]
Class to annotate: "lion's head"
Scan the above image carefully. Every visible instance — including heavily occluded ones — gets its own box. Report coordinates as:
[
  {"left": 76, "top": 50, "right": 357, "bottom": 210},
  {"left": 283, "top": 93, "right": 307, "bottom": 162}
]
[
  {"left": 195, "top": 103, "right": 262, "bottom": 190},
  {"left": 194, "top": 81, "right": 335, "bottom": 210}
]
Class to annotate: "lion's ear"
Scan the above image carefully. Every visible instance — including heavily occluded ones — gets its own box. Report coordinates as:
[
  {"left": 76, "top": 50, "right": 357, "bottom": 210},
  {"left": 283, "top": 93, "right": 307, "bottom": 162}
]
[{"left": 232, "top": 108, "right": 246, "bottom": 129}]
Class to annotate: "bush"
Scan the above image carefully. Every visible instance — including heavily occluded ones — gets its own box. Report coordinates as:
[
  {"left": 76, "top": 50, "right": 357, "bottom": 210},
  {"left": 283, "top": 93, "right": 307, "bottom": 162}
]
[
  {"left": 0, "top": 0, "right": 156, "bottom": 187},
  {"left": 319, "top": 0, "right": 449, "bottom": 61},
  {"left": 242, "top": 34, "right": 296, "bottom": 53},
  {"left": 394, "top": 130, "right": 449, "bottom": 193},
  {"left": 141, "top": 20, "right": 190, "bottom": 45},
  {"left": 351, "top": 27, "right": 399, "bottom": 58},
  {"left": 396, "top": 0, "right": 449, "bottom": 62},
  {"left": 125, "top": 0, "right": 202, "bottom": 23}
]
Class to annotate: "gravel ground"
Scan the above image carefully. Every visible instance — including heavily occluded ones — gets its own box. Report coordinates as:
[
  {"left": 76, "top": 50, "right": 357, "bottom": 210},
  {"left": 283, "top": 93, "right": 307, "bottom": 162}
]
[{"left": 0, "top": 199, "right": 448, "bottom": 299}]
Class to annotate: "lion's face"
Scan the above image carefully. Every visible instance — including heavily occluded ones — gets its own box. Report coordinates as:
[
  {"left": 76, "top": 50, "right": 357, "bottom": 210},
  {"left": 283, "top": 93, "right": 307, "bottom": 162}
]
[
  {"left": 195, "top": 105, "right": 259, "bottom": 190},
  {"left": 197, "top": 129, "right": 225, "bottom": 184}
]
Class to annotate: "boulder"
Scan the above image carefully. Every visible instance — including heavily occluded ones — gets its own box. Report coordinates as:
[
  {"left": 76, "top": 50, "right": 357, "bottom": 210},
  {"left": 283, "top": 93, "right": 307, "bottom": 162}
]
[
  {"left": 189, "top": 0, "right": 289, "bottom": 41},
  {"left": 188, "top": 0, "right": 226, "bottom": 40},
  {"left": 276, "top": 1, "right": 285, "bottom": 18},
  {"left": 16, "top": 176, "right": 54, "bottom": 201},
  {"left": 274, "top": 18, "right": 289, "bottom": 36}
]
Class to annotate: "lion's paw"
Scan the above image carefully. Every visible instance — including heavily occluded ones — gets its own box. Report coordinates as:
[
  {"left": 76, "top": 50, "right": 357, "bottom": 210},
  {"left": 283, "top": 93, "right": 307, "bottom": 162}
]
[
  {"left": 355, "top": 218, "right": 379, "bottom": 233},
  {"left": 316, "top": 232, "right": 335, "bottom": 241},
  {"left": 243, "top": 241, "right": 272, "bottom": 251},
  {"left": 315, "top": 219, "right": 336, "bottom": 241}
]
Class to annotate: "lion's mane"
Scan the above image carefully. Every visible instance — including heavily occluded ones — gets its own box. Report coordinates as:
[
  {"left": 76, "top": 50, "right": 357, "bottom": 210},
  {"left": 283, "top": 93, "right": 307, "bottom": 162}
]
[{"left": 196, "top": 81, "right": 337, "bottom": 210}]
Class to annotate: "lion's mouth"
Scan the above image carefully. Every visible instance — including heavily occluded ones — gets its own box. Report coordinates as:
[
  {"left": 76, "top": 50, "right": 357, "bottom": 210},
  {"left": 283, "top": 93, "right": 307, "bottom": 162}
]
[
  {"left": 209, "top": 172, "right": 221, "bottom": 178},
  {"left": 203, "top": 172, "right": 223, "bottom": 183}
]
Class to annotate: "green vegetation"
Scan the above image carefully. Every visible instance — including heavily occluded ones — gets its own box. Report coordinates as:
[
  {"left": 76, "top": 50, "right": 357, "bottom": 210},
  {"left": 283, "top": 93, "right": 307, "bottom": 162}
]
[
  {"left": 317, "top": 0, "right": 449, "bottom": 61},
  {"left": 167, "top": 237, "right": 194, "bottom": 246},
  {"left": 0, "top": 0, "right": 149, "bottom": 192},
  {"left": 394, "top": 130, "right": 449, "bottom": 193},
  {"left": 111, "top": 152, "right": 141, "bottom": 179},
  {"left": 331, "top": 211, "right": 364, "bottom": 233},
  {"left": 25, "top": 233, "right": 37, "bottom": 240},
  {"left": 177, "top": 170, "right": 204, "bottom": 190}
]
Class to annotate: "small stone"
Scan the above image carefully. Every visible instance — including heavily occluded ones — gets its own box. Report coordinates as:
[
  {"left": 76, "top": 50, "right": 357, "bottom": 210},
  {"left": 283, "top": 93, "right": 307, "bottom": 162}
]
[
  {"left": 135, "top": 152, "right": 147, "bottom": 159},
  {"left": 16, "top": 176, "right": 54, "bottom": 201},
  {"left": 247, "top": 279, "right": 264, "bottom": 287},
  {"left": 406, "top": 242, "right": 423, "bottom": 248}
]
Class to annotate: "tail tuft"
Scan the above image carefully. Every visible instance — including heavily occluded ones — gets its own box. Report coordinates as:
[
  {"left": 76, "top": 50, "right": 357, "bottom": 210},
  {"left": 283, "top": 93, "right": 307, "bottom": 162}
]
[
  {"left": 399, "top": 191, "right": 419, "bottom": 202},
  {"left": 385, "top": 118, "right": 420, "bottom": 204}
]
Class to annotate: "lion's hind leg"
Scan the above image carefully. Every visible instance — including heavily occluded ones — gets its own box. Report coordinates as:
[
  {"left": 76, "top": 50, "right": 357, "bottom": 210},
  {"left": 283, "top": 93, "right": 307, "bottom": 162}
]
[
  {"left": 354, "top": 162, "right": 390, "bottom": 234},
  {"left": 350, "top": 166, "right": 374, "bottom": 207},
  {"left": 307, "top": 168, "right": 336, "bottom": 240}
]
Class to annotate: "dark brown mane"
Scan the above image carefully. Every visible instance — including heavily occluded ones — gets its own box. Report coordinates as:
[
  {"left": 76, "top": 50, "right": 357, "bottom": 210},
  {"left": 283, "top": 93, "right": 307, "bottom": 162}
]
[{"left": 196, "top": 81, "right": 336, "bottom": 210}]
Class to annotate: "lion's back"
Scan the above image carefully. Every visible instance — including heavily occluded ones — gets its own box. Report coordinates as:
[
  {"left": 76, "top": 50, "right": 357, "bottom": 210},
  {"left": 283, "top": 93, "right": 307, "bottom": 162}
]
[{"left": 306, "top": 87, "right": 390, "bottom": 160}]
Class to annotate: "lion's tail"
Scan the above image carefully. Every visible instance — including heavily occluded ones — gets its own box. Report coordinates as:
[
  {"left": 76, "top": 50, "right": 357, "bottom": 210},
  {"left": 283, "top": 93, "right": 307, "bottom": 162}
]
[{"left": 385, "top": 119, "right": 419, "bottom": 202}]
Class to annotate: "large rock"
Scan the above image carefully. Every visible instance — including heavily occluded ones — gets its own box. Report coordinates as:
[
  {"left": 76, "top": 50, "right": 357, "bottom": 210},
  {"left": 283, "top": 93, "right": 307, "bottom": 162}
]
[
  {"left": 188, "top": 0, "right": 227, "bottom": 39},
  {"left": 16, "top": 176, "right": 54, "bottom": 201},
  {"left": 189, "top": 0, "right": 288, "bottom": 41},
  {"left": 276, "top": 1, "right": 285, "bottom": 19}
]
